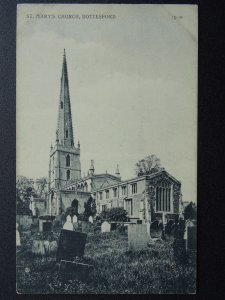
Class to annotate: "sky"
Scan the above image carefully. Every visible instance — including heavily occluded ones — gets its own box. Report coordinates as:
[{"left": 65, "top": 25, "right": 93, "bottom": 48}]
[{"left": 17, "top": 4, "right": 198, "bottom": 202}]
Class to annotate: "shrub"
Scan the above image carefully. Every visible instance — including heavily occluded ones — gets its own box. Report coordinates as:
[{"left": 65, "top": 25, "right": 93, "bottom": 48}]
[{"left": 98, "top": 208, "right": 128, "bottom": 222}]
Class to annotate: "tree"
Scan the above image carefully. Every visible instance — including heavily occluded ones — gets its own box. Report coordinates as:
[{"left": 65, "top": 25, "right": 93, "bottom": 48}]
[
  {"left": 184, "top": 202, "right": 197, "bottom": 220},
  {"left": 35, "top": 177, "right": 48, "bottom": 198},
  {"left": 16, "top": 176, "right": 48, "bottom": 215},
  {"left": 16, "top": 176, "right": 36, "bottom": 215},
  {"left": 84, "top": 196, "right": 96, "bottom": 218},
  {"left": 135, "top": 154, "right": 163, "bottom": 177},
  {"left": 65, "top": 199, "right": 79, "bottom": 218}
]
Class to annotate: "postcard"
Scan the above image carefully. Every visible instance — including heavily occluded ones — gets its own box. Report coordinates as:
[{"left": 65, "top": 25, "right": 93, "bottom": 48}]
[{"left": 16, "top": 4, "right": 197, "bottom": 294}]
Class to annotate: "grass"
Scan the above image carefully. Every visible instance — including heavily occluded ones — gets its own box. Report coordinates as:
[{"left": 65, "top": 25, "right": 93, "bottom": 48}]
[{"left": 16, "top": 229, "right": 196, "bottom": 294}]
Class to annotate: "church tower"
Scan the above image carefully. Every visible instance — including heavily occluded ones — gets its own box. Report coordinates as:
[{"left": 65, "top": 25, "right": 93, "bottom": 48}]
[{"left": 48, "top": 50, "right": 81, "bottom": 194}]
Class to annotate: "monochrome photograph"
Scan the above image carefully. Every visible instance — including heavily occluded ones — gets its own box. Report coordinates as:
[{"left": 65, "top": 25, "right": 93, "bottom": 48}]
[{"left": 16, "top": 4, "right": 197, "bottom": 294}]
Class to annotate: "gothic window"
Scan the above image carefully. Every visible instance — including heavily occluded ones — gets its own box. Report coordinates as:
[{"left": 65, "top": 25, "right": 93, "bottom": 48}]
[
  {"left": 156, "top": 186, "right": 171, "bottom": 212},
  {"left": 131, "top": 183, "right": 137, "bottom": 194},
  {"left": 106, "top": 190, "right": 109, "bottom": 199},
  {"left": 99, "top": 192, "right": 102, "bottom": 200},
  {"left": 102, "top": 205, "right": 107, "bottom": 212},
  {"left": 61, "top": 101, "right": 63, "bottom": 109},
  {"left": 125, "top": 199, "right": 133, "bottom": 216},
  {"left": 66, "top": 129, "right": 68, "bottom": 138},
  {"left": 113, "top": 188, "right": 117, "bottom": 197},
  {"left": 67, "top": 170, "right": 70, "bottom": 180},
  {"left": 122, "top": 186, "right": 126, "bottom": 195},
  {"left": 66, "top": 154, "right": 70, "bottom": 167}
]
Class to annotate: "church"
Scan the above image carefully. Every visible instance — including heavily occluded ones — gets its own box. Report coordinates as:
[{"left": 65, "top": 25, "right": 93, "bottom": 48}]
[{"left": 47, "top": 50, "right": 182, "bottom": 224}]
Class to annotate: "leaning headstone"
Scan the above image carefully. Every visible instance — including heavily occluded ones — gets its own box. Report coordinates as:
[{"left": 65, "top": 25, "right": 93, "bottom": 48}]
[
  {"left": 128, "top": 224, "right": 150, "bottom": 251},
  {"left": 56, "top": 230, "right": 87, "bottom": 262},
  {"left": 101, "top": 221, "right": 111, "bottom": 233},
  {"left": 16, "top": 223, "right": 21, "bottom": 247},
  {"left": 88, "top": 216, "right": 93, "bottom": 224},
  {"left": 59, "top": 260, "right": 94, "bottom": 282},
  {"left": 63, "top": 215, "right": 73, "bottom": 231}
]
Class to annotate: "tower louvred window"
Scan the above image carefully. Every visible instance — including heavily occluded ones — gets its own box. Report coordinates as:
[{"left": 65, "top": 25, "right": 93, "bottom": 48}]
[
  {"left": 66, "top": 154, "right": 70, "bottom": 167},
  {"left": 61, "top": 101, "right": 63, "bottom": 109},
  {"left": 67, "top": 170, "right": 70, "bottom": 180}
]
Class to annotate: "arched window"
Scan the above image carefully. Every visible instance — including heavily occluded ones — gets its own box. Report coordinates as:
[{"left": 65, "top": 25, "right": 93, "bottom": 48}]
[
  {"left": 66, "top": 129, "right": 68, "bottom": 138},
  {"left": 61, "top": 101, "right": 63, "bottom": 109},
  {"left": 66, "top": 154, "right": 70, "bottom": 167},
  {"left": 67, "top": 170, "right": 70, "bottom": 180}
]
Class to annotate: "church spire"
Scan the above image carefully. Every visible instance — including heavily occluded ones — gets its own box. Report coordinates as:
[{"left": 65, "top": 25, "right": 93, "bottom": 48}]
[{"left": 56, "top": 49, "right": 75, "bottom": 147}]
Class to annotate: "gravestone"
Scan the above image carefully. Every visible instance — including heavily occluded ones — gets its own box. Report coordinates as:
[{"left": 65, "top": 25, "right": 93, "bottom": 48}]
[
  {"left": 101, "top": 221, "right": 111, "bottom": 233},
  {"left": 17, "top": 215, "right": 33, "bottom": 231},
  {"left": 59, "top": 260, "right": 94, "bottom": 282},
  {"left": 43, "top": 221, "right": 53, "bottom": 232},
  {"left": 73, "top": 215, "right": 78, "bottom": 223},
  {"left": 110, "top": 222, "right": 117, "bottom": 231},
  {"left": 63, "top": 215, "right": 73, "bottom": 231},
  {"left": 56, "top": 229, "right": 87, "bottom": 262},
  {"left": 39, "top": 219, "right": 53, "bottom": 232},
  {"left": 88, "top": 216, "right": 93, "bottom": 223},
  {"left": 128, "top": 224, "right": 150, "bottom": 251},
  {"left": 82, "top": 221, "right": 94, "bottom": 234}
]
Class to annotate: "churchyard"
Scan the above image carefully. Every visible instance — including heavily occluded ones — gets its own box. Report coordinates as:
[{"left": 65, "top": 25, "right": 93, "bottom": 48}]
[{"left": 16, "top": 219, "right": 196, "bottom": 294}]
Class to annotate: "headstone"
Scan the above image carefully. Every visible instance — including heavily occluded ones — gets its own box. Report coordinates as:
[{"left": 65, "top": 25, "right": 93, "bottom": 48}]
[
  {"left": 88, "top": 216, "right": 93, "bottom": 223},
  {"left": 128, "top": 224, "right": 150, "bottom": 251},
  {"left": 17, "top": 215, "right": 33, "bottom": 231},
  {"left": 110, "top": 222, "right": 117, "bottom": 231},
  {"left": 63, "top": 215, "right": 73, "bottom": 231},
  {"left": 16, "top": 223, "right": 21, "bottom": 247},
  {"left": 73, "top": 215, "right": 78, "bottom": 223},
  {"left": 101, "top": 221, "right": 111, "bottom": 233},
  {"left": 39, "top": 219, "right": 53, "bottom": 232},
  {"left": 43, "top": 221, "right": 53, "bottom": 232},
  {"left": 82, "top": 221, "right": 90, "bottom": 234},
  {"left": 56, "top": 230, "right": 87, "bottom": 262},
  {"left": 59, "top": 260, "right": 94, "bottom": 282},
  {"left": 72, "top": 215, "right": 78, "bottom": 231}
]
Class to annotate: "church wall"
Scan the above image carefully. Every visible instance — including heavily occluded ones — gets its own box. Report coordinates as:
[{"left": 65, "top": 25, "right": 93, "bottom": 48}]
[{"left": 60, "top": 191, "right": 91, "bottom": 214}]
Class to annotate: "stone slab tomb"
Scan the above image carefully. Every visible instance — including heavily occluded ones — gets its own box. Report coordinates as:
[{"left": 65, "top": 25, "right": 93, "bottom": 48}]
[
  {"left": 56, "top": 229, "right": 87, "bottom": 262},
  {"left": 59, "top": 260, "right": 94, "bottom": 282},
  {"left": 128, "top": 224, "right": 150, "bottom": 251}
]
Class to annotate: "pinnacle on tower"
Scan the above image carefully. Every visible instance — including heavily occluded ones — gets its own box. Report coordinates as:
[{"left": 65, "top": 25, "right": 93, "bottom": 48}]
[
  {"left": 56, "top": 49, "right": 75, "bottom": 147},
  {"left": 115, "top": 164, "right": 120, "bottom": 177},
  {"left": 89, "top": 160, "right": 95, "bottom": 177}
]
